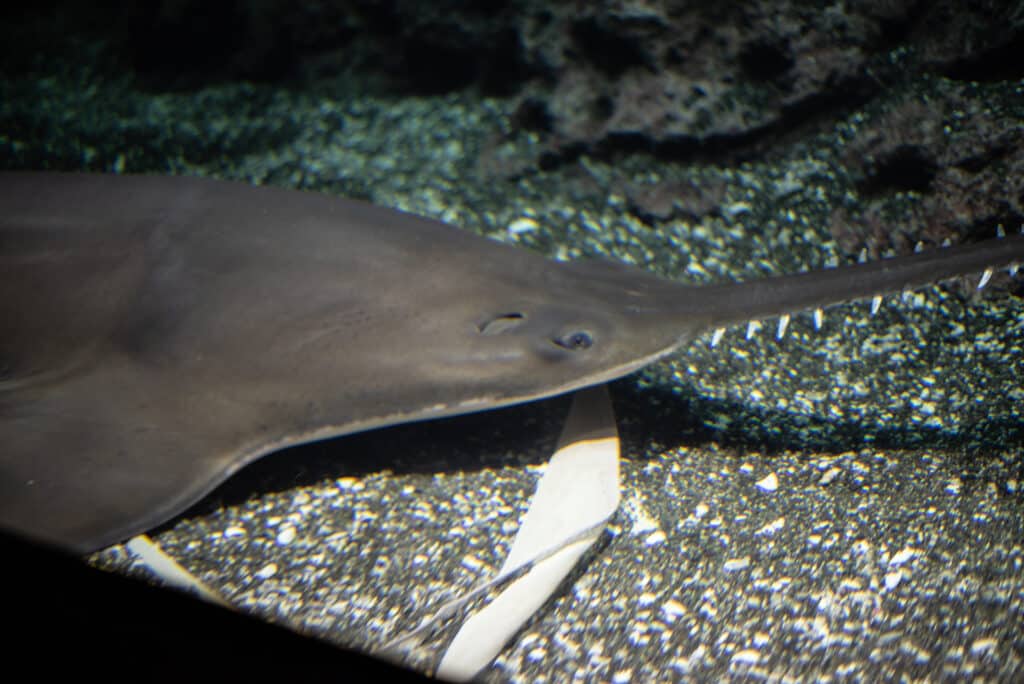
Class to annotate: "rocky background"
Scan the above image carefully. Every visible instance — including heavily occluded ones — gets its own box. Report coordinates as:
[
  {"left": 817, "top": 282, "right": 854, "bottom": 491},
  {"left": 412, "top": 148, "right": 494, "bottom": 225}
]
[{"left": 5, "top": 1, "right": 1024, "bottom": 276}]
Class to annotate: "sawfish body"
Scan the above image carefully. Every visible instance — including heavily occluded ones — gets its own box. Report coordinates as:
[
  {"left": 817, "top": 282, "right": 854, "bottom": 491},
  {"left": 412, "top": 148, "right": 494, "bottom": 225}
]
[{"left": 1, "top": 172, "right": 1022, "bottom": 552}]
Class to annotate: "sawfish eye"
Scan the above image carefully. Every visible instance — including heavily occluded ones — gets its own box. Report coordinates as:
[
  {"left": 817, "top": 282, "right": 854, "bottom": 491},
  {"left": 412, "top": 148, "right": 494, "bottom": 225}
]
[{"left": 553, "top": 330, "right": 594, "bottom": 351}]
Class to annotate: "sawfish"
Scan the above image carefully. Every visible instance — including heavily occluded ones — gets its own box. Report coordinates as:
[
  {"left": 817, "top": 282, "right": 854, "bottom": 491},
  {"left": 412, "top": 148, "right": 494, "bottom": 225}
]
[{"left": 2, "top": 172, "right": 1022, "bottom": 553}]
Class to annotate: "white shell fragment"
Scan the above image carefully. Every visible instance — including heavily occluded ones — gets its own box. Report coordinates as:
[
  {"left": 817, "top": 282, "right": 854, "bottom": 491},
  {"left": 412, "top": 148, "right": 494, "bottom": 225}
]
[
  {"left": 507, "top": 217, "right": 539, "bottom": 235},
  {"left": 755, "top": 473, "right": 779, "bottom": 492}
]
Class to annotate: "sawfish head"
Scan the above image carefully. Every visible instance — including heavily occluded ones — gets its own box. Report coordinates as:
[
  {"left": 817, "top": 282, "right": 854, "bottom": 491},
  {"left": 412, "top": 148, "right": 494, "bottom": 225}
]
[{"left": 327, "top": 255, "right": 706, "bottom": 428}]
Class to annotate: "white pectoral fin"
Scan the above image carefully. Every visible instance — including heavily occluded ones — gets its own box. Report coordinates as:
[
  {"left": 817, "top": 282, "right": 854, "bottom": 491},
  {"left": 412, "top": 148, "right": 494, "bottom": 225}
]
[
  {"left": 124, "top": 534, "right": 231, "bottom": 608},
  {"left": 436, "top": 384, "right": 621, "bottom": 681}
]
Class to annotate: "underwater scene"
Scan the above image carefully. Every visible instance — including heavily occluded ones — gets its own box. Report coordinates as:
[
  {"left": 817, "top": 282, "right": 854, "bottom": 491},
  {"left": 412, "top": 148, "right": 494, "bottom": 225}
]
[{"left": 2, "top": 2, "right": 1023, "bottom": 681}]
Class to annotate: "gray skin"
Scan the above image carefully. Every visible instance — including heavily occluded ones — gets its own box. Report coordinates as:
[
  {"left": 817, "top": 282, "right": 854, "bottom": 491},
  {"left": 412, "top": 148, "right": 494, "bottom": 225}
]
[{"left": 2, "top": 172, "right": 1022, "bottom": 553}]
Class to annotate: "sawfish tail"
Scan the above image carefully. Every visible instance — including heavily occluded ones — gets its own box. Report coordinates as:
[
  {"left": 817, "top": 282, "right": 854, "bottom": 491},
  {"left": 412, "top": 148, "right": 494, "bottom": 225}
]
[{"left": 692, "top": 231, "right": 1024, "bottom": 331}]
